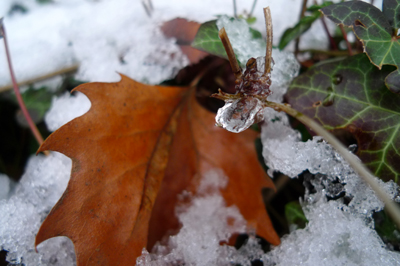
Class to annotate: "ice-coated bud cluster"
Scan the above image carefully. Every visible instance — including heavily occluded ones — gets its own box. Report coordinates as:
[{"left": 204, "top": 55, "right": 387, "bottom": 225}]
[{"left": 215, "top": 56, "right": 272, "bottom": 133}]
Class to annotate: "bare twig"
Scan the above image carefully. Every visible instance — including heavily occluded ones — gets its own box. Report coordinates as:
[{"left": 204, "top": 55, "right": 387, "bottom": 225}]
[
  {"left": 263, "top": 7, "right": 273, "bottom": 76},
  {"left": 0, "top": 64, "right": 79, "bottom": 93},
  {"left": 1, "top": 18, "right": 49, "bottom": 155},
  {"left": 218, "top": 28, "right": 242, "bottom": 80},
  {"left": 320, "top": 16, "right": 338, "bottom": 50},
  {"left": 339, "top": 24, "right": 353, "bottom": 56}
]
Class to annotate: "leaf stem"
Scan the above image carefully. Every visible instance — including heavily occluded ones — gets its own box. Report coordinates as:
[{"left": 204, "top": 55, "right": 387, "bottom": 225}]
[
  {"left": 218, "top": 27, "right": 242, "bottom": 80},
  {"left": 1, "top": 18, "right": 48, "bottom": 154},
  {"left": 294, "top": 0, "right": 308, "bottom": 56},
  {"left": 320, "top": 16, "right": 338, "bottom": 50},
  {"left": 263, "top": 7, "right": 273, "bottom": 76},
  {"left": 339, "top": 24, "right": 353, "bottom": 56}
]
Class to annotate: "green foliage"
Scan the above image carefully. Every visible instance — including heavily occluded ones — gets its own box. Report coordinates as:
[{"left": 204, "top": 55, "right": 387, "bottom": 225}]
[
  {"left": 191, "top": 18, "right": 264, "bottom": 65},
  {"left": 287, "top": 53, "right": 400, "bottom": 183},
  {"left": 321, "top": 1, "right": 400, "bottom": 93},
  {"left": 285, "top": 201, "right": 308, "bottom": 229},
  {"left": 278, "top": 1, "right": 333, "bottom": 50},
  {"left": 382, "top": 0, "right": 400, "bottom": 29},
  {"left": 375, "top": 210, "right": 400, "bottom": 242},
  {"left": 11, "top": 86, "right": 53, "bottom": 125},
  {"left": 191, "top": 20, "right": 228, "bottom": 60}
]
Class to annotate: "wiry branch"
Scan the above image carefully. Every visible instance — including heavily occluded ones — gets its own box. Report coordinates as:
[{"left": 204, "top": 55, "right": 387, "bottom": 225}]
[
  {"left": 218, "top": 27, "right": 242, "bottom": 80},
  {"left": 263, "top": 7, "right": 273, "bottom": 76}
]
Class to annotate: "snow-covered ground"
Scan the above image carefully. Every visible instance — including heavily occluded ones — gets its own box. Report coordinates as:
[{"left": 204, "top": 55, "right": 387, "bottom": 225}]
[{"left": 1, "top": 0, "right": 398, "bottom": 265}]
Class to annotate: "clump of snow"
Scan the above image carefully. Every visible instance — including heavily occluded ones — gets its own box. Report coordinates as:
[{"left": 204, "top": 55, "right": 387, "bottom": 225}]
[
  {"left": 216, "top": 15, "right": 266, "bottom": 67},
  {"left": 45, "top": 91, "right": 91, "bottom": 132},
  {"left": 0, "top": 86, "right": 89, "bottom": 264},
  {"left": 137, "top": 169, "right": 247, "bottom": 266},
  {"left": 263, "top": 198, "right": 400, "bottom": 266},
  {"left": 0, "top": 174, "right": 14, "bottom": 200},
  {"left": 0, "top": 152, "right": 76, "bottom": 265},
  {"left": 139, "top": 170, "right": 258, "bottom": 266}
]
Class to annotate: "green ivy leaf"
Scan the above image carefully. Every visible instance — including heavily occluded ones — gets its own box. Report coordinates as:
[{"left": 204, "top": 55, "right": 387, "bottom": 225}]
[
  {"left": 191, "top": 20, "right": 228, "bottom": 59},
  {"left": 383, "top": 0, "right": 400, "bottom": 30},
  {"left": 374, "top": 210, "right": 400, "bottom": 244},
  {"left": 191, "top": 18, "right": 264, "bottom": 65},
  {"left": 278, "top": 13, "right": 320, "bottom": 50},
  {"left": 320, "top": 1, "right": 400, "bottom": 94},
  {"left": 287, "top": 54, "right": 400, "bottom": 183},
  {"left": 285, "top": 201, "right": 308, "bottom": 229},
  {"left": 278, "top": 1, "right": 333, "bottom": 50}
]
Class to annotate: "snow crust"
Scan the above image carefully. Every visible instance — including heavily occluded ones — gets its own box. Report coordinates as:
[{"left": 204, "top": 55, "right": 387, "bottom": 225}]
[
  {"left": 0, "top": 153, "right": 76, "bottom": 265},
  {"left": 0, "top": 0, "right": 337, "bottom": 89},
  {"left": 45, "top": 91, "right": 91, "bottom": 132},
  {"left": 137, "top": 170, "right": 248, "bottom": 266}
]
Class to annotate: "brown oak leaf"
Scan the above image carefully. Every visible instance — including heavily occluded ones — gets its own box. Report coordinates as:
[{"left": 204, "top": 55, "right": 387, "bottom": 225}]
[{"left": 35, "top": 75, "right": 279, "bottom": 265}]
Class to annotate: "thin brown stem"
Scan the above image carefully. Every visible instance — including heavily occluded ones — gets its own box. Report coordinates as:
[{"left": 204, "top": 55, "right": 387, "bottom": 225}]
[
  {"left": 295, "top": 0, "right": 308, "bottom": 55},
  {"left": 1, "top": 19, "right": 48, "bottom": 155},
  {"left": 299, "top": 49, "right": 359, "bottom": 56},
  {"left": 263, "top": 7, "right": 273, "bottom": 76},
  {"left": 0, "top": 64, "right": 79, "bottom": 93},
  {"left": 340, "top": 24, "right": 353, "bottom": 56},
  {"left": 218, "top": 27, "right": 242, "bottom": 80},
  {"left": 320, "top": 16, "right": 338, "bottom": 50}
]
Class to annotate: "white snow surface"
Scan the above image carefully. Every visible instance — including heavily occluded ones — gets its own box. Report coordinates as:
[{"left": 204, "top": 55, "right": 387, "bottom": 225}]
[
  {"left": 0, "top": 0, "right": 399, "bottom": 265},
  {"left": 0, "top": 0, "right": 340, "bottom": 89}
]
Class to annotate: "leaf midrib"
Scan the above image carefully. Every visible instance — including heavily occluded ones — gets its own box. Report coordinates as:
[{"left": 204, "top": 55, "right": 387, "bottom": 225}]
[{"left": 293, "top": 84, "right": 400, "bottom": 116}]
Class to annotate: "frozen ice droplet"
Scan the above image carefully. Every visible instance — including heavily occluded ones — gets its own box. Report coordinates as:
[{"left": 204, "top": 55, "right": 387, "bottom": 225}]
[{"left": 215, "top": 97, "right": 264, "bottom": 133}]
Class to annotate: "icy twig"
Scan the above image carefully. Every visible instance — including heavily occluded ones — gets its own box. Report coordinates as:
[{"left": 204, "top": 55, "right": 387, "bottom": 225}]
[
  {"left": 218, "top": 28, "right": 242, "bottom": 80},
  {"left": 0, "top": 64, "right": 79, "bottom": 93},
  {"left": 0, "top": 18, "right": 49, "bottom": 155},
  {"left": 263, "top": 7, "right": 273, "bottom": 76}
]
